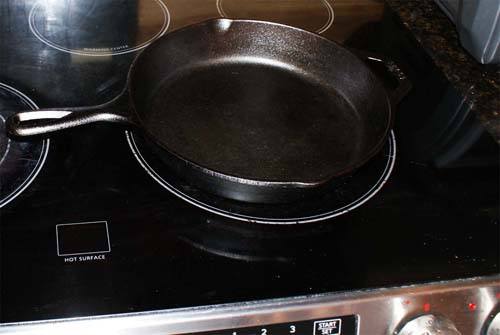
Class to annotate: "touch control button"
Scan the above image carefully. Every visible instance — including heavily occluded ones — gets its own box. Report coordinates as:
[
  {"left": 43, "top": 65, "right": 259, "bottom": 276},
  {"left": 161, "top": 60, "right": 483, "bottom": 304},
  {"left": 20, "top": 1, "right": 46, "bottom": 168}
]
[
  {"left": 398, "top": 314, "right": 460, "bottom": 335},
  {"left": 56, "top": 221, "right": 111, "bottom": 256}
]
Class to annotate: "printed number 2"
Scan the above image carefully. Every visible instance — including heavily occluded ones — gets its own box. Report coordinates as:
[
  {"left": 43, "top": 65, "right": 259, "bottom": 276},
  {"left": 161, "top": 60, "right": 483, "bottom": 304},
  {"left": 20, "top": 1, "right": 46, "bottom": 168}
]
[
  {"left": 261, "top": 329, "right": 267, "bottom": 335},
  {"left": 290, "top": 325, "right": 296, "bottom": 333}
]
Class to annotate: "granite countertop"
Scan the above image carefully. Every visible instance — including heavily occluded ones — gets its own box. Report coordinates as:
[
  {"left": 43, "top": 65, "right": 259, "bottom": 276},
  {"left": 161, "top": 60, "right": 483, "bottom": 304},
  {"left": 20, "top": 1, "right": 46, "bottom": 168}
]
[{"left": 385, "top": 0, "right": 500, "bottom": 143}]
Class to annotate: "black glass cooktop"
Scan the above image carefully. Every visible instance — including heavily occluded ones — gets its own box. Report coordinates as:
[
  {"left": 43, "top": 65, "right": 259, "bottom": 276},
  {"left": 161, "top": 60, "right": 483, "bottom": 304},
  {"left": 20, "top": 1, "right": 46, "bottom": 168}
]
[{"left": 0, "top": 0, "right": 498, "bottom": 324}]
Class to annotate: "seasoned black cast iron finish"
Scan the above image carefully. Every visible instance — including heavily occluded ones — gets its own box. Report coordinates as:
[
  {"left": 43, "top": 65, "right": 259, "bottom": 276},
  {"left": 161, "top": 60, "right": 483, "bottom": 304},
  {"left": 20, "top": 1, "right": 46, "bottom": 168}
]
[{"left": 7, "top": 19, "right": 409, "bottom": 203}]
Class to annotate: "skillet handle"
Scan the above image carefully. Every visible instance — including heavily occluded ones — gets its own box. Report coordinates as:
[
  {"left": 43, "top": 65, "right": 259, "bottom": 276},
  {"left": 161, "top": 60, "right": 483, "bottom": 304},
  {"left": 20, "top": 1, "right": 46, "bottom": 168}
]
[
  {"left": 366, "top": 56, "right": 412, "bottom": 105},
  {"left": 6, "top": 91, "right": 134, "bottom": 138},
  {"left": 349, "top": 49, "right": 412, "bottom": 105}
]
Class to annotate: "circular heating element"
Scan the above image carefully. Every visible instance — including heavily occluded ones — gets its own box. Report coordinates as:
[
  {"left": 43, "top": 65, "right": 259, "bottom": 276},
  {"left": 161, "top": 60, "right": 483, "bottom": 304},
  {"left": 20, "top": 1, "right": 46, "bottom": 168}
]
[
  {"left": 216, "top": 0, "right": 334, "bottom": 34},
  {"left": 0, "top": 115, "right": 10, "bottom": 167},
  {"left": 0, "top": 83, "right": 49, "bottom": 208},
  {"left": 126, "top": 130, "right": 396, "bottom": 224},
  {"left": 29, "top": 0, "right": 170, "bottom": 56}
]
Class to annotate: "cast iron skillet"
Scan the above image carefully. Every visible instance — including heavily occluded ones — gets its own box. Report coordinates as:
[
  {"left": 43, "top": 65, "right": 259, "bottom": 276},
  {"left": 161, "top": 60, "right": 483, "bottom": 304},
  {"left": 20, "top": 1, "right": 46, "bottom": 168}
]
[{"left": 7, "top": 19, "right": 410, "bottom": 203}]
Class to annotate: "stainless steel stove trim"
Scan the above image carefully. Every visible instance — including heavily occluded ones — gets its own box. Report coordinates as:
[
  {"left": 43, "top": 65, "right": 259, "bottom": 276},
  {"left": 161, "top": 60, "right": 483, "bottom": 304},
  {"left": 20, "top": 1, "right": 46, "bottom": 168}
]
[{"left": 1, "top": 275, "right": 498, "bottom": 335}]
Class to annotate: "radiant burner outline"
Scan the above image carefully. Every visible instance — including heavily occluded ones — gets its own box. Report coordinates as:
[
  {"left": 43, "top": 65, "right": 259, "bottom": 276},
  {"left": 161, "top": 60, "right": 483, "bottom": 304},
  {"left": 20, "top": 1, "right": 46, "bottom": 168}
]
[
  {"left": 28, "top": 0, "right": 170, "bottom": 56},
  {"left": 125, "top": 130, "right": 396, "bottom": 224},
  {"left": 0, "top": 83, "right": 49, "bottom": 208},
  {"left": 216, "top": 0, "right": 335, "bottom": 34},
  {"left": 0, "top": 115, "right": 11, "bottom": 166}
]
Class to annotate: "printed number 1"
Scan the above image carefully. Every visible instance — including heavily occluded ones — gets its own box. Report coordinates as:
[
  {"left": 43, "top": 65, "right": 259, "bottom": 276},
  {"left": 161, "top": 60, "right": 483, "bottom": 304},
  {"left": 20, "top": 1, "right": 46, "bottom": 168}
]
[
  {"left": 290, "top": 325, "right": 296, "bottom": 333},
  {"left": 261, "top": 329, "right": 267, "bottom": 335}
]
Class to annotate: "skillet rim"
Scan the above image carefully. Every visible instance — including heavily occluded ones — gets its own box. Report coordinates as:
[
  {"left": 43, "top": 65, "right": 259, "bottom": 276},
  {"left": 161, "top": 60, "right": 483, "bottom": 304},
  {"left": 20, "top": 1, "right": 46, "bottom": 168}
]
[{"left": 125, "top": 18, "right": 393, "bottom": 189}]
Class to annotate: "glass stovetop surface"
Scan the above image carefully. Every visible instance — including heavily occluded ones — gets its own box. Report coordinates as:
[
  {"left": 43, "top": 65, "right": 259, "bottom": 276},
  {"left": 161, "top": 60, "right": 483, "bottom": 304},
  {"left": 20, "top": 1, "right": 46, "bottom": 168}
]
[{"left": 0, "top": 0, "right": 498, "bottom": 323}]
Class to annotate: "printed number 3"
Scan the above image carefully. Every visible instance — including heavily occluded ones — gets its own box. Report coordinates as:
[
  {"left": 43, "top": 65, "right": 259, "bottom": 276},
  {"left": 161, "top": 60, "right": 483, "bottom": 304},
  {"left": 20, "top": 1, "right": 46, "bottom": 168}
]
[{"left": 290, "top": 325, "right": 296, "bottom": 333}]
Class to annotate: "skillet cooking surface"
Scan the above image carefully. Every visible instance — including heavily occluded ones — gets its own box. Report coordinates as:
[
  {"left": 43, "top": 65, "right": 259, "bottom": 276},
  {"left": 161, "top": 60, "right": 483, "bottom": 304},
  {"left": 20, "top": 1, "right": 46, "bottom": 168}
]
[{"left": 145, "top": 61, "right": 361, "bottom": 183}]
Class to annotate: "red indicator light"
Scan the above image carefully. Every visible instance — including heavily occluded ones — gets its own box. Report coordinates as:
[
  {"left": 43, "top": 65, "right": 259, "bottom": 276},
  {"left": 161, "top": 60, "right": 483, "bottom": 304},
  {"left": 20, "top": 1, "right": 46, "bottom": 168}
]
[
  {"left": 496, "top": 292, "right": 500, "bottom": 299},
  {"left": 468, "top": 303, "right": 477, "bottom": 311},
  {"left": 423, "top": 303, "right": 431, "bottom": 312}
]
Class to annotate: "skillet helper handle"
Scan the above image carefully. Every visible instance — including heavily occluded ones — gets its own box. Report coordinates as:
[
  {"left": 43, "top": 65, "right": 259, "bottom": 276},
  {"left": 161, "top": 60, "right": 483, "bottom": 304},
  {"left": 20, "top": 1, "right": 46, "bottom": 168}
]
[
  {"left": 7, "top": 92, "right": 133, "bottom": 137},
  {"left": 350, "top": 49, "right": 412, "bottom": 105},
  {"left": 368, "top": 57, "right": 411, "bottom": 105}
]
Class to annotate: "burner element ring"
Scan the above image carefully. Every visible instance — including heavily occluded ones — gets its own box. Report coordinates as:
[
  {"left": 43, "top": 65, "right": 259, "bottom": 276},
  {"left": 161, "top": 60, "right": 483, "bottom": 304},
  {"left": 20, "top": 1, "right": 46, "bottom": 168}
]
[
  {"left": 126, "top": 130, "right": 396, "bottom": 224},
  {"left": 28, "top": 0, "right": 171, "bottom": 56},
  {"left": 0, "top": 83, "right": 49, "bottom": 208},
  {"left": 216, "top": 0, "right": 334, "bottom": 34},
  {"left": 0, "top": 115, "right": 11, "bottom": 166}
]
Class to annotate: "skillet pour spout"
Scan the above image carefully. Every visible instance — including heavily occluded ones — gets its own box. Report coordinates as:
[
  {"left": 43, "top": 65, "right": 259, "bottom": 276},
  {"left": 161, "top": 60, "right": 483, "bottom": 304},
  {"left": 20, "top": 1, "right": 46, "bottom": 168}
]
[{"left": 6, "top": 19, "right": 410, "bottom": 204}]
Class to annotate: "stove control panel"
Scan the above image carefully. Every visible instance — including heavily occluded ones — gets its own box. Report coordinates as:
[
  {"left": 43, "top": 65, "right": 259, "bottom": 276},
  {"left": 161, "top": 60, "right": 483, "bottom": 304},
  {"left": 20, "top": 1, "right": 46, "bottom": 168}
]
[
  {"left": 168, "top": 277, "right": 499, "bottom": 335},
  {"left": 1, "top": 276, "right": 498, "bottom": 334},
  {"left": 185, "top": 315, "right": 356, "bottom": 335}
]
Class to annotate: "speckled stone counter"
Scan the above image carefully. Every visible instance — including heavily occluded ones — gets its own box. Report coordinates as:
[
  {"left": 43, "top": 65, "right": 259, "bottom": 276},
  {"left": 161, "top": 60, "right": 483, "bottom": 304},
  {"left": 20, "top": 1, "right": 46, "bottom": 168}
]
[{"left": 385, "top": 0, "right": 500, "bottom": 143}]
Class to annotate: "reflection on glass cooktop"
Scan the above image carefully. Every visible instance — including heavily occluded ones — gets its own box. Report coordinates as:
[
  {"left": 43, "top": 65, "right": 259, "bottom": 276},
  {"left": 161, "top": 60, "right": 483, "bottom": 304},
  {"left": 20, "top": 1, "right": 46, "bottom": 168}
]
[{"left": 0, "top": 0, "right": 498, "bottom": 325}]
